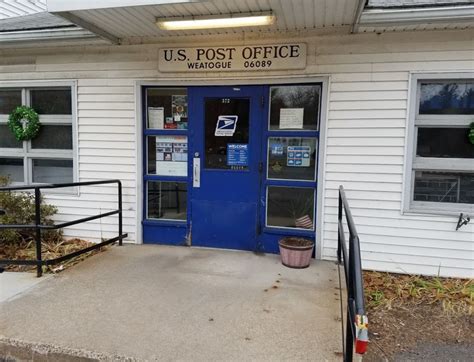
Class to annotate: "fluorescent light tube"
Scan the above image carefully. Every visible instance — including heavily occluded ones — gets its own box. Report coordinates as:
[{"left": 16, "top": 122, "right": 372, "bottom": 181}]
[{"left": 157, "top": 13, "right": 275, "bottom": 30}]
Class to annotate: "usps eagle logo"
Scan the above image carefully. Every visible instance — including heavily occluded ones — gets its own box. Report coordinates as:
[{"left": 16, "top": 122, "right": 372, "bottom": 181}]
[{"left": 215, "top": 115, "right": 238, "bottom": 136}]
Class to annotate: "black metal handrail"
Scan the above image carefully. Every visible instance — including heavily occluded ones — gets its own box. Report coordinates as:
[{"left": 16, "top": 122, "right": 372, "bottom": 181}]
[
  {"left": 0, "top": 179, "right": 127, "bottom": 277},
  {"left": 337, "top": 186, "right": 368, "bottom": 361}
]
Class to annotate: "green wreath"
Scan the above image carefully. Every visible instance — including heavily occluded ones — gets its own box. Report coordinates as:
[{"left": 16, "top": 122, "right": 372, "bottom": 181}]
[
  {"left": 7, "top": 106, "right": 40, "bottom": 141},
  {"left": 469, "top": 122, "right": 474, "bottom": 145}
]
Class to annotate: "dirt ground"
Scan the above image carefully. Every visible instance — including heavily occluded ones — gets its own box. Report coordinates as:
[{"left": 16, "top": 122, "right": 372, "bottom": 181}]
[
  {"left": 362, "top": 272, "right": 473, "bottom": 361},
  {"left": 364, "top": 304, "right": 473, "bottom": 361},
  {"left": 0, "top": 238, "right": 108, "bottom": 273}
]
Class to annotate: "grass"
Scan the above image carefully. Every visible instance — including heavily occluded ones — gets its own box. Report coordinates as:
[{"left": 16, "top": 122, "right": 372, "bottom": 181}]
[{"left": 364, "top": 271, "right": 473, "bottom": 315}]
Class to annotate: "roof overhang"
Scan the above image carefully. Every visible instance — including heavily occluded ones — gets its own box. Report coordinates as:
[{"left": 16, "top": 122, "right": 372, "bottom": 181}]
[
  {"left": 0, "top": 27, "right": 97, "bottom": 43},
  {"left": 360, "top": 5, "right": 474, "bottom": 26},
  {"left": 0, "top": 11, "right": 107, "bottom": 47},
  {"left": 46, "top": 0, "right": 361, "bottom": 44},
  {"left": 47, "top": 0, "right": 197, "bottom": 12},
  {"left": 357, "top": 4, "right": 474, "bottom": 32}
]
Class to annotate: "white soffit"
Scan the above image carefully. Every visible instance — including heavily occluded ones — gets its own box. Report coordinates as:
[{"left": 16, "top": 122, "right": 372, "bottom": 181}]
[
  {"left": 0, "top": 0, "right": 47, "bottom": 20},
  {"left": 49, "top": 0, "right": 360, "bottom": 41}
]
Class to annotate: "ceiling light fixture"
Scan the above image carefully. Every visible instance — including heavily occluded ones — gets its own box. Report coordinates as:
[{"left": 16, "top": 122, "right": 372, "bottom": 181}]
[{"left": 156, "top": 12, "right": 275, "bottom": 31}]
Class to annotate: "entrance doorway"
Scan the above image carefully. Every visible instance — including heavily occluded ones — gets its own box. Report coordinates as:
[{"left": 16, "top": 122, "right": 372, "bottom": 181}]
[
  {"left": 142, "top": 83, "right": 322, "bottom": 254},
  {"left": 188, "top": 86, "right": 264, "bottom": 250}
]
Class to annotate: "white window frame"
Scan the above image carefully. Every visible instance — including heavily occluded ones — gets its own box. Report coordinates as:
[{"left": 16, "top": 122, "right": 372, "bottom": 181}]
[
  {"left": 0, "top": 81, "right": 78, "bottom": 193},
  {"left": 404, "top": 73, "right": 474, "bottom": 215}
]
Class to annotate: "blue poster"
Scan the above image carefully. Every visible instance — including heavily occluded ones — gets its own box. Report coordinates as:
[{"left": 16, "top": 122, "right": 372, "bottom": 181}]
[
  {"left": 271, "top": 143, "right": 284, "bottom": 155},
  {"left": 227, "top": 144, "right": 249, "bottom": 166},
  {"left": 287, "top": 146, "right": 311, "bottom": 167}
]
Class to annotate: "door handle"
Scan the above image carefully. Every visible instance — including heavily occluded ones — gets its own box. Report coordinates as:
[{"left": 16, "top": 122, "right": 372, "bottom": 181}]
[{"left": 193, "top": 157, "right": 200, "bottom": 188}]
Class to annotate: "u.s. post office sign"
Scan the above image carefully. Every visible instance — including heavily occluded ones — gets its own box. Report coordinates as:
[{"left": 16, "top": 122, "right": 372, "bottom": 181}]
[{"left": 158, "top": 43, "right": 306, "bottom": 72}]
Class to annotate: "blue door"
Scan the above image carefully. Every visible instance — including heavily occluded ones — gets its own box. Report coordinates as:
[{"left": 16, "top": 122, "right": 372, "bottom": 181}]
[{"left": 188, "top": 86, "right": 265, "bottom": 251}]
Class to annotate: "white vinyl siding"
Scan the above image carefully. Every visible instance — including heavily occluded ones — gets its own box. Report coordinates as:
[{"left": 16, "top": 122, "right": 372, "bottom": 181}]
[
  {"left": 1, "top": 29, "right": 472, "bottom": 278},
  {"left": 320, "top": 32, "right": 474, "bottom": 279}
]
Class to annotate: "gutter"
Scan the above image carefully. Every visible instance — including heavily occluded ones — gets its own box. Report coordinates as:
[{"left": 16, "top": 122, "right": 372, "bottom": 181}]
[
  {"left": 0, "top": 27, "right": 98, "bottom": 43},
  {"left": 360, "top": 5, "right": 474, "bottom": 26}
]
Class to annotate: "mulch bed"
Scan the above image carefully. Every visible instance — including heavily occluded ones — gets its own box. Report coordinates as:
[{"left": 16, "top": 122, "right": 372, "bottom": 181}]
[
  {"left": 0, "top": 238, "right": 108, "bottom": 273},
  {"left": 362, "top": 271, "right": 473, "bottom": 360}
]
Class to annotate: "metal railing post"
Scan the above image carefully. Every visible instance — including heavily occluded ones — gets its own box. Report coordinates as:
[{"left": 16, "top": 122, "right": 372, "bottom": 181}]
[
  {"left": 0, "top": 179, "right": 128, "bottom": 275},
  {"left": 118, "top": 181, "right": 123, "bottom": 246},
  {"left": 34, "top": 187, "right": 42, "bottom": 277},
  {"left": 345, "top": 305, "right": 353, "bottom": 362},
  {"left": 337, "top": 185, "right": 368, "bottom": 361},
  {"left": 337, "top": 189, "right": 342, "bottom": 264}
]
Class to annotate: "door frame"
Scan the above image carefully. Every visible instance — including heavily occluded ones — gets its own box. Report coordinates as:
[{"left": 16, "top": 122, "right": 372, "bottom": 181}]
[{"left": 135, "top": 76, "right": 329, "bottom": 259}]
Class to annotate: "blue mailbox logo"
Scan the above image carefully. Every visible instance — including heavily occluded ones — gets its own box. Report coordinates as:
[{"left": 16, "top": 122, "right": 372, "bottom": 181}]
[{"left": 215, "top": 115, "right": 238, "bottom": 136}]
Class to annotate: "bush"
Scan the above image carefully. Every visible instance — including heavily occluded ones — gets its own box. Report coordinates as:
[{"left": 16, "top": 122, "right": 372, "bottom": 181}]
[{"left": 0, "top": 176, "right": 62, "bottom": 245}]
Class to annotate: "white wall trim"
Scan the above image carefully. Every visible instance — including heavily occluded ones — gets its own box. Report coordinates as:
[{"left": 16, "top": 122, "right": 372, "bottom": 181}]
[
  {"left": 315, "top": 76, "right": 330, "bottom": 260},
  {"left": 135, "top": 81, "right": 144, "bottom": 244}
]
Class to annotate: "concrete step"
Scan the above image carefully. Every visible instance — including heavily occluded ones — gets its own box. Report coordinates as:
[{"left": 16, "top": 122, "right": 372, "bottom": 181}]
[{"left": 0, "top": 338, "right": 135, "bottom": 362}]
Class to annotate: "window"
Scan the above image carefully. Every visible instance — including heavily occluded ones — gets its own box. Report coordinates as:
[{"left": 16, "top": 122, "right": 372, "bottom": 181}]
[
  {"left": 265, "top": 84, "right": 321, "bottom": 230},
  {"left": 406, "top": 75, "right": 474, "bottom": 213},
  {"left": 147, "top": 181, "right": 187, "bottom": 220},
  {"left": 144, "top": 87, "right": 188, "bottom": 222},
  {"left": 0, "top": 85, "right": 75, "bottom": 187}
]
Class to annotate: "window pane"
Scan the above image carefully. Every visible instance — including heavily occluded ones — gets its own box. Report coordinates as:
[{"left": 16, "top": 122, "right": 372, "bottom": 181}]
[
  {"left": 147, "top": 136, "right": 188, "bottom": 176},
  {"left": 0, "top": 89, "right": 21, "bottom": 114},
  {"left": 32, "top": 159, "right": 73, "bottom": 183},
  {"left": 269, "top": 85, "right": 320, "bottom": 130},
  {"left": 414, "top": 171, "right": 474, "bottom": 204},
  {"left": 147, "top": 181, "right": 187, "bottom": 220},
  {"left": 267, "top": 186, "right": 315, "bottom": 229},
  {"left": 268, "top": 137, "right": 317, "bottom": 180},
  {"left": 0, "top": 158, "right": 23, "bottom": 182},
  {"left": 204, "top": 97, "right": 249, "bottom": 170},
  {"left": 417, "top": 128, "right": 474, "bottom": 159},
  {"left": 0, "top": 125, "right": 22, "bottom": 148},
  {"left": 146, "top": 88, "right": 188, "bottom": 130},
  {"left": 30, "top": 88, "right": 72, "bottom": 114},
  {"left": 31, "top": 125, "right": 73, "bottom": 150},
  {"left": 419, "top": 81, "right": 474, "bottom": 115}
]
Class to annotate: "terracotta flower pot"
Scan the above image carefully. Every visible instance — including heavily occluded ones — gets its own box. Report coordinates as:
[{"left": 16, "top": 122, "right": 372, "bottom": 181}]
[{"left": 279, "top": 237, "right": 314, "bottom": 269}]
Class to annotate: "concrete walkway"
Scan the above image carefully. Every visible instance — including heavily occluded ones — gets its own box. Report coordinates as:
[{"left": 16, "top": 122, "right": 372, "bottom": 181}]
[
  {"left": 0, "top": 272, "right": 52, "bottom": 303},
  {"left": 0, "top": 245, "right": 342, "bottom": 361}
]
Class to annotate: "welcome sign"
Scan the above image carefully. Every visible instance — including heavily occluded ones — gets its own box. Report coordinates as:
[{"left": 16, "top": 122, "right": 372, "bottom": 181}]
[{"left": 158, "top": 43, "right": 306, "bottom": 72}]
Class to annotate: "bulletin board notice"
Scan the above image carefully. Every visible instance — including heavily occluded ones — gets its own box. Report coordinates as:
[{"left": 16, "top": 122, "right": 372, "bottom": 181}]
[{"left": 156, "top": 136, "right": 188, "bottom": 176}]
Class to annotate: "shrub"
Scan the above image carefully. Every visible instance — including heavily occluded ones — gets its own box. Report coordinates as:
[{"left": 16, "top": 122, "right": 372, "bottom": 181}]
[{"left": 0, "top": 176, "right": 62, "bottom": 245}]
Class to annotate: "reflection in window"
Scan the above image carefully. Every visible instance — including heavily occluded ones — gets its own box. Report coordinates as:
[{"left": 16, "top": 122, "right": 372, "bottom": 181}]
[
  {"left": 416, "top": 128, "right": 474, "bottom": 159},
  {"left": 268, "top": 137, "right": 317, "bottom": 180},
  {"left": 414, "top": 171, "right": 474, "bottom": 204},
  {"left": 269, "top": 84, "right": 321, "bottom": 130},
  {"left": 147, "top": 136, "right": 188, "bottom": 176},
  {"left": 419, "top": 81, "right": 474, "bottom": 115},
  {"left": 147, "top": 181, "right": 187, "bottom": 220},
  {"left": 32, "top": 159, "right": 73, "bottom": 184},
  {"left": 0, "top": 125, "right": 22, "bottom": 148},
  {"left": 30, "top": 88, "right": 72, "bottom": 114},
  {"left": 146, "top": 88, "right": 188, "bottom": 130},
  {"left": 0, "top": 158, "right": 24, "bottom": 182},
  {"left": 267, "top": 186, "right": 315, "bottom": 229},
  {"left": 0, "top": 89, "right": 21, "bottom": 114},
  {"left": 31, "top": 125, "right": 73, "bottom": 150}
]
